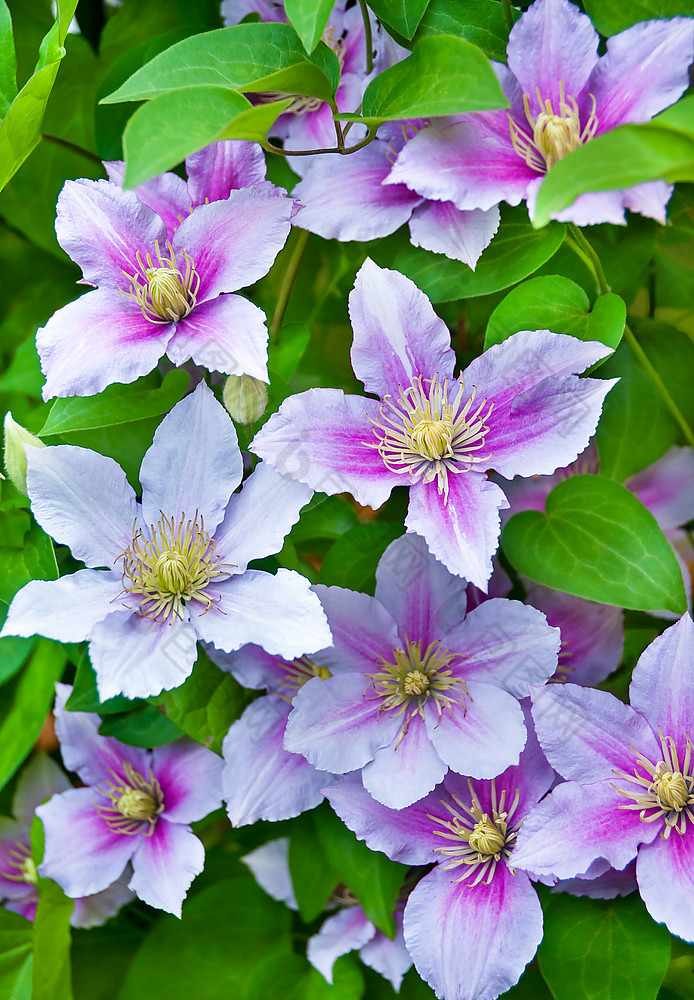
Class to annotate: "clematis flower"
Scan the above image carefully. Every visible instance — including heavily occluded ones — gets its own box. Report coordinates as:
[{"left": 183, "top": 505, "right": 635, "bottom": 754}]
[
  {"left": 282, "top": 533, "right": 560, "bottom": 809},
  {"left": 293, "top": 123, "right": 501, "bottom": 266},
  {"left": 37, "top": 164, "right": 293, "bottom": 398},
  {"left": 36, "top": 684, "right": 223, "bottom": 917},
  {"left": 0, "top": 753, "right": 134, "bottom": 927},
  {"left": 325, "top": 717, "right": 555, "bottom": 1000},
  {"left": 243, "top": 837, "right": 412, "bottom": 990},
  {"left": 252, "top": 258, "right": 615, "bottom": 588},
  {"left": 511, "top": 614, "right": 694, "bottom": 942},
  {"left": 387, "top": 0, "right": 694, "bottom": 225},
  {"left": 1, "top": 383, "right": 331, "bottom": 700}
]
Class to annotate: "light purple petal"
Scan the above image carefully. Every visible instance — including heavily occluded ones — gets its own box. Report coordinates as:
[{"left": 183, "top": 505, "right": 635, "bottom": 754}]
[
  {"left": 191, "top": 568, "right": 332, "bottom": 659},
  {"left": 348, "top": 259, "right": 456, "bottom": 398},
  {"left": 408, "top": 201, "right": 500, "bottom": 267},
  {"left": 12, "top": 754, "right": 71, "bottom": 831},
  {"left": 511, "top": 779, "right": 659, "bottom": 882},
  {"left": 104, "top": 161, "right": 190, "bottom": 239},
  {"left": 426, "top": 680, "right": 527, "bottom": 780},
  {"left": 172, "top": 189, "right": 292, "bottom": 300},
  {"left": 25, "top": 444, "right": 136, "bottom": 568},
  {"left": 405, "top": 473, "right": 509, "bottom": 590},
  {"left": 89, "top": 611, "right": 198, "bottom": 701},
  {"left": 531, "top": 683, "right": 660, "bottom": 782},
  {"left": 130, "top": 819, "right": 204, "bottom": 916},
  {"left": 525, "top": 584, "right": 624, "bottom": 686},
  {"left": 444, "top": 598, "right": 560, "bottom": 697},
  {"left": 621, "top": 181, "right": 673, "bottom": 224},
  {"left": 1, "top": 572, "right": 123, "bottom": 645},
  {"left": 251, "top": 389, "right": 402, "bottom": 508},
  {"left": 139, "top": 382, "right": 242, "bottom": 532},
  {"left": 375, "top": 533, "right": 469, "bottom": 647},
  {"left": 284, "top": 672, "right": 401, "bottom": 775},
  {"left": 630, "top": 614, "right": 694, "bottom": 759},
  {"left": 626, "top": 446, "right": 694, "bottom": 530},
  {"left": 71, "top": 869, "right": 135, "bottom": 928},
  {"left": 362, "top": 714, "right": 448, "bottom": 809},
  {"left": 214, "top": 461, "right": 312, "bottom": 570},
  {"left": 404, "top": 865, "right": 543, "bottom": 1000},
  {"left": 293, "top": 143, "right": 421, "bottom": 242},
  {"left": 37, "top": 289, "right": 173, "bottom": 400},
  {"left": 308, "top": 908, "right": 376, "bottom": 984},
  {"left": 151, "top": 741, "right": 223, "bottom": 825},
  {"left": 241, "top": 838, "right": 298, "bottom": 909},
  {"left": 206, "top": 643, "right": 286, "bottom": 691},
  {"left": 590, "top": 18, "right": 694, "bottom": 132},
  {"left": 0, "top": 818, "right": 29, "bottom": 901},
  {"left": 222, "top": 695, "right": 329, "bottom": 825},
  {"left": 636, "top": 827, "right": 694, "bottom": 942},
  {"left": 555, "top": 860, "right": 637, "bottom": 900},
  {"left": 359, "top": 914, "right": 412, "bottom": 992},
  {"left": 55, "top": 178, "right": 166, "bottom": 288},
  {"left": 186, "top": 140, "right": 267, "bottom": 206},
  {"left": 37, "top": 787, "right": 135, "bottom": 897},
  {"left": 166, "top": 294, "right": 269, "bottom": 381},
  {"left": 324, "top": 773, "right": 439, "bottom": 865},
  {"left": 507, "top": 0, "right": 598, "bottom": 115},
  {"left": 311, "top": 584, "right": 401, "bottom": 676}
]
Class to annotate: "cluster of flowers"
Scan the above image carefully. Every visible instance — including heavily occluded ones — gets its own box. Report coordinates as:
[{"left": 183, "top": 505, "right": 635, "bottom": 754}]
[{"left": 1, "top": 0, "right": 694, "bottom": 998}]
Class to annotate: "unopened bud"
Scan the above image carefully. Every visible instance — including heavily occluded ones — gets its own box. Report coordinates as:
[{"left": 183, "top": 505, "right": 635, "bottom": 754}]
[
  {"left": 223, "top": 374, "right": 268, "bottom": 425},
  {"left": 3, "top": 412, "right": 45, "bottom": 495}
]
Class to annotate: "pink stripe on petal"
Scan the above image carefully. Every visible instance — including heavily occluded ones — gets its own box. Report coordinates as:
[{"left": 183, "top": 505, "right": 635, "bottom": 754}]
[
  {"left": 186, "top": 140, "right": 267, "bottom": 206},
  {"left": 637, "top": 825, "right": 694, "bottom": 942},
  {"left": 167, "top": 294, "right": 269, "bottom": 381},
  {"left": 152, "top": 741, "right": 223, "bottom": 825}
]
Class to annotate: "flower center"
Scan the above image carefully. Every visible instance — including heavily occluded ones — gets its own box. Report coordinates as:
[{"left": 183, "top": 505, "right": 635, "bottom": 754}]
[
  {"left": 612, "top": 729, "right": 694, "bottom": 838},
  {"left": 2, "top": 842, "right": 38, "bottom": 885},
  {"left": 96, "top": 761, "right": 165, "bottom": 836},
  {"left": 509, "top": 81, "right": 598, "bottom": 173},
  {"left": 279, "top": 655, "right": 333, "bottom": 698},
  {"left": 367, "top": 637, "right": 467, "bottom": 744},
  {"left": 122, "top": 240, "right": 200, "bottom": 324},
  {"left": 428, "top": 779, "right": 521, "bottom": 886},
  {"left": 368, "top": 375, "right": 493, "bottom": 504},
  {"left": 118, "top": 511, "right": 233, "bottom": 625}
]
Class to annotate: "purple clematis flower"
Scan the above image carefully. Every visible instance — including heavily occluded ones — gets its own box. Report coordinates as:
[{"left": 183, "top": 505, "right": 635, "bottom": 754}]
[
  {"left": 325, "top": 716, "right": 556, "bottom": 1000},
  {"left": 36, "top": 684, "right": 223, "bottom": 917},
  {"left": 511, "top": 614, "right": 694, "bottom": 941},
  {"left": 243, "top": 837, "right": 412, "bottom": 990},
  {"left": 37, "top": 160, "right": 293, "bottom": 398},
  {"left": 293, "top": 122, "right": 501, "bottom": 266},
  {"left": 0, "top": 753, "right": 134, "bottom": 927},
  {"left": 1, "top": 383, "right": 331, "bottom": 700},
  {"left": 387, "top": 0, "right": 694, "bottom": 225},
  {"left": 252, "top": 258, "right": 615, "bottom": 588},
  {"left": 283, "top": 534, "right": 560, "bottom": 809}
]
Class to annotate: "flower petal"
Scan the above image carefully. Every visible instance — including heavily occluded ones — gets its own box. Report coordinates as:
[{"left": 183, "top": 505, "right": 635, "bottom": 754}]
[
  {"left": 139, "top": 381, "right": 242, "bottom": 532},
  {"left": 166, "top": 294, "right": 269, "bottom": 382},
  {"left": 241, "top": 837, "right": 298, "bottom": 909},
  {"left": 636, "top": 826, "right": 694, "bottom": 942},
  {"left": 0, "top": 818, "right": 30, "bottom": 901},
  {"left": 359, "top": 916, "right": 412, "bottom": 992},
  {"left": 348, "top": 259, "right": 456, "bottom": 398},
  {"left": 405, "top": 473, "right": 509, "bottom": 590},
  {"left": 12, "top": 753, "right": 71, "bottom": 830},
  {"left": 222, "top": 695, "right": 329, "bottom": 825},
  {"left": 214, "top": 461, "right": 312, "bottom": 570},
  {"left": 186, "top": 140, "right": 267, "bottom": 205},
  {"left": 308, "top": 908, "right": 376, "bottom": 984},
  {"left": 408, "top": 201, "right": 500, "bottom": 267},
  {"left": 71, "top": 869, "right": 135, "bottom": 929},
  {"left": 206, "top": 643, "right": 287, "bottom": 691},
  {"left": 55, "top": 178, "right": 166, "bottom": 287},
  {"left": 404, "top": 865, "right": 543, "bottom": 1000},
  {"left": 626, "top": 446, "right": 694, "bottom": 531},
  {"left": 311, "top": 584, "right": 401, "bottom": 675},
  {"left": 251, "top": 389, "right": 402, "bottom": 508},
  {"left": 151, "top": 740, "right": 223, "bottom": 825},
  {"left": 621, "top": 181, "right": 673, "bottom": 224},
  {"left": 37, "top": 787, "right": 135, "bottom": 897},
  {"left": 555, "top": 861, "right": 637, "bottom": 900},
  {"left": 37, "top": 289, "right": 173, "bottom": 400},
  {"left": 104, "top": 161, "right": 190, "bottom": 239},
  {"left": 362, "top": 714, "right": 448, "bottom": 809},
  {"left": 1, "top": 572, "right": 123, "bottom": 645},
  {"left": 130, "top": 819, "right": 204, "bottom": 916}
]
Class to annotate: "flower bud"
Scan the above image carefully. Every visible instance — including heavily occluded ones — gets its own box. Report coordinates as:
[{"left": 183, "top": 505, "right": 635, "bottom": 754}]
[
  {"left": 223, "top": 374, "right": 268, "bottom": 425},
  {"left": 3, "top": 412, "right": 45, "bottom": 495}
]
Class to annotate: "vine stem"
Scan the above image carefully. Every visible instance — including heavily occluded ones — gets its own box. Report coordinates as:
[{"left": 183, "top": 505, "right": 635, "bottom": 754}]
[
  {"left": 566, "top": 222, "right": 610, "bottom": 294},
  {"left": 623, "top": 324, "right": 694, "bottom": 448},
  {"left": 259, "top": 127, "right": 376, "bottom": 158},
  {"left": 501, "top": 0, "right": 515, "bottom": 30},
  {"left": 269, "top": 229, "right": 310, "bottom": 341},
  {"left": 358, "top": 0, "right": 374, "bottom": 76},
  {"left": 41, "top": 133, "right": 103, "bottom": 167}
]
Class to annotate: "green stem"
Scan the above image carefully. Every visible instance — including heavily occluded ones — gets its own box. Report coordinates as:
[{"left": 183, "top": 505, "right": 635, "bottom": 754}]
[
  {"left": 359, "top": 0, "right": 374, "bottom": 76},
  {"left": 41, "top": 133, "right": 103, "bottom": 167},
  {"left": 501, "top": 0, "right": 515, "bottom": 30},
  {"left": 269, "top": 229, "right": 310, "bottom": 341},
  {"left": 624, "top": 324, "right": 694, "bottom": 448},
  {"left": 566, "top": 223, "right": 610, "bottom": 295},
  {"left": 259, "top": 128, "right": 376, "bottom": 158}
]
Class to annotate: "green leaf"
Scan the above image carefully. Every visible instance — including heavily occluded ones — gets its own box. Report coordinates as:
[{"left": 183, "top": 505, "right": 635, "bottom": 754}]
[
  {"left": 102, "top": 23, "right": 340, "bottom": 104},
  {"left": 415, "top": 0, "right": 512, "bottom": 61},
  {"left": 502, "top": 475, "right": 688, "bottom": 614},
  {"left": 633, "top": 320, "right": 694, "bottom": 432},
  {"left": 0, "top": 908, "right": 32, "bottom": 1000},
  {"left": 395, "top": 207, "right": 566, "bottom": 301},
  {"left": 40, "top": 370, "right": 189, "bottom": 436},
  {"left": 284, "top": 0, "right": 334, "bottom": 52},
  {"left": 152, "top": 648, "right": 247, "bottom": 755},
  {"left": 0, "top": 520, "right": 58, "bottom": 606},
  {"left": 485, "top": 277, "right": 625, "bottom": 352},
  {"left": 361, "top": 35, "right": 507, "bottom": 122},
  {"left": 66, "top": 652, "right": 143, "bottom": 716},
  {"left": 219, "top": 97, "right": 294, "bottom": 143},
  {"left": 270, "top": 323, "right": 312, "bottom": 382},
  {"left": 367, "top": 0, "right": 430, "bottom": 40},
  {"left": 117, "top": 877, "right": 292, "bottom": 1000},
  {"left": 32, "top": 865, "right": 74, "bottom": 1000},
  {"left": 242, "top": 952, "right": 364, "bottom": 1000},
  {"left": 503, "top": 965, "right": 554, "bottom": 1000},
  {"left": 288, "top": 811, "right": 339, "bottom": 922},
  {"left": 320, "top": 522, "right": 403, "bottom": 593},
  {"left": 537, "top": 892, "right": 670, "bottom": 1000},
  {"left": 290, "top": 496, "right": 359, "bottom": 549},
  {"left": 98, "top": 705, "right": 182, "bottom": 747},
  {"left": 583, "top": 0, "right": 693, "bottom": 35},
  {"left": 0, "top": 0, "right": 17, "bottom": 116}
]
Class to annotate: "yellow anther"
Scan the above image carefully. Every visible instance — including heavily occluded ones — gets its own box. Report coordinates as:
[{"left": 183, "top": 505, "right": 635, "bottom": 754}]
[
  {"left": 468, "top": 816, "right": 506, "bottom": 857},
  {"left": 117, "top": 788, "right": 158, "bottom": 822},
  {"left": 403, "top": 670, "right": 430, "bottom": 696}
]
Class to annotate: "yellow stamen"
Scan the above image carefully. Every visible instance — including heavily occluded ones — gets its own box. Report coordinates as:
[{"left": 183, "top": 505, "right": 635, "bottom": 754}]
[
  {"left": 121, "top": 240, "right": 200, "bottom": 324},
  {"left": 509, "top": 80, "right": 599, "bottom": 173},
  {"left": 96, "top": 761, "right": 165, "bottom": 837},
  {"left": 612, "top": 729, "right": 694, "bottom": 839}
]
